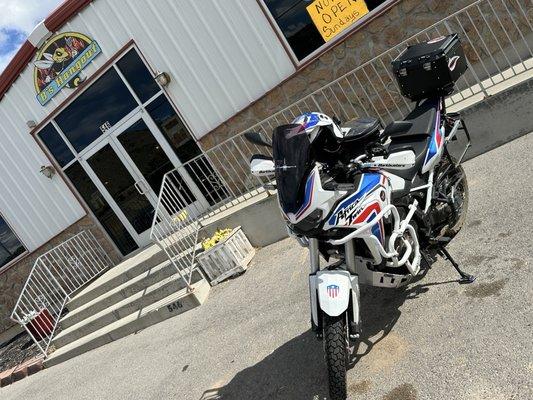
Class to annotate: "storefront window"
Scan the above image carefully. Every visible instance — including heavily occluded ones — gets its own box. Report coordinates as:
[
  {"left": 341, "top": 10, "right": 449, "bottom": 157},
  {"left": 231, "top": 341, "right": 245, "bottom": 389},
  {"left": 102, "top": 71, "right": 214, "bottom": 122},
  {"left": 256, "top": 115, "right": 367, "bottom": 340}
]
[
  {"left": 55, "top": 68, "right": 138, "bottom": 152},
  {"left": 263, "top": 0, "right": 389, "bottom": 60},
  {"left": 146, "top": 95, "right": 229, "bottom": 205},
  {"left": 146, "top": 95, "right": 202, "bottom": 163},
  {"left": 38, "top": 123, "right": 74, "bottom": 167},
  {"left": 0, "top": 215, "right": 26, "bottom": 269},
  {"left": 117, "top": 49, "right": 160, "bottom": 103},
  {"left": 64, "top": 162, "right": 138, "bottom": 255}
]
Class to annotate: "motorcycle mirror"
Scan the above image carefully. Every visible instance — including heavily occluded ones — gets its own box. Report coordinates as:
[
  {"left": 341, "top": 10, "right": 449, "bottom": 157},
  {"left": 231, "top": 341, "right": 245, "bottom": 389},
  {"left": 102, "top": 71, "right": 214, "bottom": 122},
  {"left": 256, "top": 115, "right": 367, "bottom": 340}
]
[{"left": 244, "top": 131, "right": 272, "bottom": 148}]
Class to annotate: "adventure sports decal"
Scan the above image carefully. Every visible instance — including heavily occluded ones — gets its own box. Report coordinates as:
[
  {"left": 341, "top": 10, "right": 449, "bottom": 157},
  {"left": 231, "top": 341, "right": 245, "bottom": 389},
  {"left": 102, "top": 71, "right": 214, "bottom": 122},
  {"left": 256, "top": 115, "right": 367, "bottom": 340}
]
[
  {"left": 328, "top": 173, "right": 384, "bottom": 226},
  {"left": 33, "top": 32, "right": 101, "bottom": 105}
]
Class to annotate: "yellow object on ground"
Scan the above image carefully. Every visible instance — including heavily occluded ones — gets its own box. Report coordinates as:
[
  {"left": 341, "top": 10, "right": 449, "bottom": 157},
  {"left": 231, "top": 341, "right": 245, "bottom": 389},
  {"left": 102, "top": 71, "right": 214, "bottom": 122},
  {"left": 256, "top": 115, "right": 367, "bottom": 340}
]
[{"left": 202, "top": 229, "right": 232, "bottom": 250}]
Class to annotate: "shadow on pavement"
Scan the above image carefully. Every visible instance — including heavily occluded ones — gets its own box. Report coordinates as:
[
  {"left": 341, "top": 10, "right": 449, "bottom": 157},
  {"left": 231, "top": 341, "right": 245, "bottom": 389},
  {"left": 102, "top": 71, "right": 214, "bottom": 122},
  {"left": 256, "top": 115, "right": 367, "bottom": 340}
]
[
  {"left": 348, "top": 281, "right": 430, "bottom": 369},
  {"left": 201, "top": 330, "right": 328, "bottom": 400},
  {"left": 199, "top": 276, "right": 452, "bottom": 400}
]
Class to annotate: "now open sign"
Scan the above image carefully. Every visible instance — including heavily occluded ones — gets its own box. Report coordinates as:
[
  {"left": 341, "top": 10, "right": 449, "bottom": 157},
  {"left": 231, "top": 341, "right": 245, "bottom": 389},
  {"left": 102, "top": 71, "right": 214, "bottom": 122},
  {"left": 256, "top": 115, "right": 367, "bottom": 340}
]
[{"left": 307, "top": 0, "right": 369, "bottom": 42}]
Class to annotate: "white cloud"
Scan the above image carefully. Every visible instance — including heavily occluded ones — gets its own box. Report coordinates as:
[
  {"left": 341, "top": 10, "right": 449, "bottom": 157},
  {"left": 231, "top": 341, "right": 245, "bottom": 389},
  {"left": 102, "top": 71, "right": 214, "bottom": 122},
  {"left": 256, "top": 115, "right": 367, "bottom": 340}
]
[
  {"left": 0, "top": 0, "right": 63, "bottom": 71},
  {"left": 0, "top": 0, "right": 62, "bottom": 34}
]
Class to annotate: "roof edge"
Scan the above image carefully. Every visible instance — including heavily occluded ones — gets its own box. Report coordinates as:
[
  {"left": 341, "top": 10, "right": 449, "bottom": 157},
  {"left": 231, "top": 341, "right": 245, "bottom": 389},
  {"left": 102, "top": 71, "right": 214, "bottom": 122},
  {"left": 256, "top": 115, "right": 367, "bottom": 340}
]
[{"left": 45, "top": 0, "right": 93, "bottom": 32}]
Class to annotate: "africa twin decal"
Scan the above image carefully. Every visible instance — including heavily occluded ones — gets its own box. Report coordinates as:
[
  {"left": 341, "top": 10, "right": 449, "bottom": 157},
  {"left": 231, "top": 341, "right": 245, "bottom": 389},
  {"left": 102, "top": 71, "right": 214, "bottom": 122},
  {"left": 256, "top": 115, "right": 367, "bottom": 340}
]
[{"left": 328, "top": 174, "right": 384, "bottom": 226}]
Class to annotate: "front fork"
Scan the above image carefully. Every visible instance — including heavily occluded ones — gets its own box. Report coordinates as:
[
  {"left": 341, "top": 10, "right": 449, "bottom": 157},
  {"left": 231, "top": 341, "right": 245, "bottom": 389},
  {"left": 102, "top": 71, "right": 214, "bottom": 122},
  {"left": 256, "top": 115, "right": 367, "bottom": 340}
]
[{"left": 308, "top": 238, "right": 361, "bottom": 340}]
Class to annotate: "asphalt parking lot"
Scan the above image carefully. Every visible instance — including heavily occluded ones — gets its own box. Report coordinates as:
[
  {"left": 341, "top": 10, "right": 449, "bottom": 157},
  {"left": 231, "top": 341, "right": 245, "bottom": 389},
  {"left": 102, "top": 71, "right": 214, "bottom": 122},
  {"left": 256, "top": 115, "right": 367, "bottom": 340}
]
[{"left": 1, "top": 134, "right": 532, "bottom": 400}]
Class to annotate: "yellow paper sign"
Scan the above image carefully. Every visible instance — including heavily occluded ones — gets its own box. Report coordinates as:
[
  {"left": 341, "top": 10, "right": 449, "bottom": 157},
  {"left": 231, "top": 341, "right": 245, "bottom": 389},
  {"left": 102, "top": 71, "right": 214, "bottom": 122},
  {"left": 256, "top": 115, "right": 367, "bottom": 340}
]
[{"left": 307, "top": 0, "right": 370, "bottom": 42}]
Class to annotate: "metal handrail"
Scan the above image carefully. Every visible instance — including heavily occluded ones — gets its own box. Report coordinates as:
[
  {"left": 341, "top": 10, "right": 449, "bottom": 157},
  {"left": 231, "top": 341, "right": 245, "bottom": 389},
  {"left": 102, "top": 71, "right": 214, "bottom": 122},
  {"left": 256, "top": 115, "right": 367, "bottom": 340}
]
[
  {"left": 10, "top": 230, "right": 114, "bottom": 356},
  {"left": 150, "top": 0, "right": 532, "bottom": 279},
  {"left": 188, "top": 0, "right": 532, "bottom": 158},
  {"left": 179, "top": 0, "right": 532, "bottom": 199}
]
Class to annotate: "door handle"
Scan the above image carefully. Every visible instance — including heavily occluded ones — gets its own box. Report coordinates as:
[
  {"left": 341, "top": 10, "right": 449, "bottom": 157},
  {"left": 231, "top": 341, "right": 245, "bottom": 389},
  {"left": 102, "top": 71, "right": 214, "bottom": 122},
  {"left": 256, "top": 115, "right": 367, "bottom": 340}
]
[{"left": 134, "top": 180, "right": 147, "bottom": 195}]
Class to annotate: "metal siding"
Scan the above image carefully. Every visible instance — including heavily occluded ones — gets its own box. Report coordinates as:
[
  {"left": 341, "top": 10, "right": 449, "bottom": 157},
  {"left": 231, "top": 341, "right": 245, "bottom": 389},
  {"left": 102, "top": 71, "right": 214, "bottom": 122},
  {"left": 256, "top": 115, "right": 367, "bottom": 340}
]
[
  {"left": 0, "top": 0, "right": 293, "bottom": 251},
  {"left": 0, "top": 90, "right": 85, "bottom": 250},
  {"left": 81, "top": 0, "right": 294, "bottom": 138}
]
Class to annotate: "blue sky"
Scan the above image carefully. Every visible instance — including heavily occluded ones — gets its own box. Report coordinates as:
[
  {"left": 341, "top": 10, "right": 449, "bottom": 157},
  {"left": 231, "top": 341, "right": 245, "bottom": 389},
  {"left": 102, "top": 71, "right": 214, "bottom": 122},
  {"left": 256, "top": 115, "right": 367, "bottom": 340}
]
[{"left": 0, "top": 0, "right": 63, "bottom": 72}]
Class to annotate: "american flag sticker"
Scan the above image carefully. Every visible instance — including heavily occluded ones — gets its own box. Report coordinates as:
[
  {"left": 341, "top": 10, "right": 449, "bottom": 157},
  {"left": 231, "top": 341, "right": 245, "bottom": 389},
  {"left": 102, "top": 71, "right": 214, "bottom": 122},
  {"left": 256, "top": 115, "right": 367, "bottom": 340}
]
[{"left": 327, "top": 284, "right": 340, "bottom": 298}]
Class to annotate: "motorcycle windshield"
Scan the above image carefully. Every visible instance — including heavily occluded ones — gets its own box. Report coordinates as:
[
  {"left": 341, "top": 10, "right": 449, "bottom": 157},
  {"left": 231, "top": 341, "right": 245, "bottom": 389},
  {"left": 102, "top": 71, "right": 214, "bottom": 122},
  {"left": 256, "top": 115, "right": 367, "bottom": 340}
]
[{"left": 272, "top": 124, "right": 314, "bottom": 215}]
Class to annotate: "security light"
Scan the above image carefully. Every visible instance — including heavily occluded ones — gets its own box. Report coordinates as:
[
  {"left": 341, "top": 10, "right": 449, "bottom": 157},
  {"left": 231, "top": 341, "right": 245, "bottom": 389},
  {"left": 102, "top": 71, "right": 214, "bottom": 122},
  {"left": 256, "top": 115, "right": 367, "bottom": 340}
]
[
  {"left": 154, "top": 71, "right": 171, "bottom": 87},
  {"left": 40, "top": 165, "right": 56, "bottom": 179}
]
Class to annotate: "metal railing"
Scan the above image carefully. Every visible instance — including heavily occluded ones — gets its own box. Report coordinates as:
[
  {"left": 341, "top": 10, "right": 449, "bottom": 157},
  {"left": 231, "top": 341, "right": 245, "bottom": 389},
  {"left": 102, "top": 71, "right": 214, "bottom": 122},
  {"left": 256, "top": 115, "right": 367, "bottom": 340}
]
[
  {"left": 151, "top": 0, "right": 532, "bottom": 277},
  {"left": 149, "top": 172, "right": 205, "bottom": 289},
  {"left": 181, "top": 0, "right": 532, "bottom": 202},
  {"left": 10, "top": 230, "right": 114, "bottom": 356}
]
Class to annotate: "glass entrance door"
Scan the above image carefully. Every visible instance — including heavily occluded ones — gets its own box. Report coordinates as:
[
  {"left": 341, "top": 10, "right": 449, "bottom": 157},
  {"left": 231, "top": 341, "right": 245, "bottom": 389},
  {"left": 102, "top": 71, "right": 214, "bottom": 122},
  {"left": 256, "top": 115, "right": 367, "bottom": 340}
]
[
  {"left": 86, "top": 142, "right": 155, "bottom": 244},
  {"left": 81, "top": 112, "right": 207, "bottom": 248}
]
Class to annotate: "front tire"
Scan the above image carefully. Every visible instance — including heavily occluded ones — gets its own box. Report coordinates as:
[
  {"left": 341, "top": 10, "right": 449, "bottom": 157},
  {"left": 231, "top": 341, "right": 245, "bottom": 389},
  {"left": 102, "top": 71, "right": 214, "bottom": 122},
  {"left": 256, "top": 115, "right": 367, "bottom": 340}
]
[{"left": 323, "top": 314, "right": 348, "bottom": 400}]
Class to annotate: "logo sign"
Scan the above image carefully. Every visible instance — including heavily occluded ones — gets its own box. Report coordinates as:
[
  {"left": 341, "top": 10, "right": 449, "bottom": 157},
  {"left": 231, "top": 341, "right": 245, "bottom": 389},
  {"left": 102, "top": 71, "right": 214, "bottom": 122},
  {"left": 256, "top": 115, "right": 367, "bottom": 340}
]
[
  {"left": 307, "top": 0, "right": 369, "bottom": 43},
  {"left": 327, "top": 284, "right": 340, "bottom": 298},
  {"left": 33, "top": 32, "right": 102, "bottom": 106},
  {"left": 448, "top": 56, "right": 461, "bottom": 71}
]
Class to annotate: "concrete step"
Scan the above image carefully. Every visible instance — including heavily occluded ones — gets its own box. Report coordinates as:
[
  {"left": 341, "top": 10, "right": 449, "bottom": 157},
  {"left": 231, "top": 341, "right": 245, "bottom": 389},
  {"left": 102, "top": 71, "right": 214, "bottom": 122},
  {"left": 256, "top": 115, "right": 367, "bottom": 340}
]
[
  {"left": 44, "top": 278, "right": 210, "bottom": 368},
  {"left": 53, "top": 270, "right": 204, "bottom": 348},
  {"left": 67, "top": 243, "right": 168, "bottom": 311},
  {"left": 61, "top": 259, "right": 192, "bottom": 329}
]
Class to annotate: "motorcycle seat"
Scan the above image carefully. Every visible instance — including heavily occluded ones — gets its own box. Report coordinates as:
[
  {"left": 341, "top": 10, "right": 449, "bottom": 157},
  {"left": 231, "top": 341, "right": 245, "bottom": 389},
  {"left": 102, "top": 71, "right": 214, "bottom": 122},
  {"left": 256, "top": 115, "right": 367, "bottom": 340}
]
[
  {"left": 340, "top": 117, "right": 381, "bottom": 143},
  {"left": 384, "top": 135, "right": 431, "bottom": 181},
  {"left": 382, "top": 98, "right": 438, "bottom": 139}
]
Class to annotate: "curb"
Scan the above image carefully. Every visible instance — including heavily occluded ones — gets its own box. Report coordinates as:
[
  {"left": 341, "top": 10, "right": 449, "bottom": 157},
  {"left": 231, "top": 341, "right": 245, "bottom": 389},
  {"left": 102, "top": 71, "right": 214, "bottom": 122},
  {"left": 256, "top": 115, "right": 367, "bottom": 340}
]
[{"left": 0, "top": 356, "right": 44, "bottom": 388}]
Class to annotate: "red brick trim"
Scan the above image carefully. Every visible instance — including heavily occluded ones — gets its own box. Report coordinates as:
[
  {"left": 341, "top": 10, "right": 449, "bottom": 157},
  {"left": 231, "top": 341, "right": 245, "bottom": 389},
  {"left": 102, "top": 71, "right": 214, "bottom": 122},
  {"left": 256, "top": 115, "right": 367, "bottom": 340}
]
[{"left": 0, "top": 356, "right": 44, "bottom": 387}]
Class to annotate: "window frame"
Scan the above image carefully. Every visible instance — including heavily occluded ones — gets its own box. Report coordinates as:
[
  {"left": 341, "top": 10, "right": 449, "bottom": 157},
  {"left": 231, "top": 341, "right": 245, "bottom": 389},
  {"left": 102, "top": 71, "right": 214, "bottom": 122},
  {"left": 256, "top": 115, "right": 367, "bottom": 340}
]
[
  {"left": 257, "top": 0, "right": 397, "bottom": 65},
  {"left": 0, "top": 212, "right": 28, "bottom": 273}
]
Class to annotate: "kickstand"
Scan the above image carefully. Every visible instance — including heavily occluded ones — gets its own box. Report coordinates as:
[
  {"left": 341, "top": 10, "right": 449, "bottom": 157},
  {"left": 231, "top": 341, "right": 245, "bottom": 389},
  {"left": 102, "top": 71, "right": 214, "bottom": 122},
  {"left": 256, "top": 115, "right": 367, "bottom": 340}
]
[
  {"left": 437, "top": 246, "right": 476, "bottom": 284},
  {"left": 420, "top": 251, "right": 433, "bottom": 271}
]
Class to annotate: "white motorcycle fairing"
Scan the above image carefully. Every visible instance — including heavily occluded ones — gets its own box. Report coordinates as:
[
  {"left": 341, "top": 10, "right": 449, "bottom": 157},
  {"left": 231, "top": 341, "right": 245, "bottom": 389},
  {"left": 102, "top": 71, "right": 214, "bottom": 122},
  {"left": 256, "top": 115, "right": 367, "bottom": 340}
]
[
  {"left": 283, "top": 165, "right": 341, "bottom": 224},
  {"left": 309, "top": 270, "right": 360, "bottom": 326}
]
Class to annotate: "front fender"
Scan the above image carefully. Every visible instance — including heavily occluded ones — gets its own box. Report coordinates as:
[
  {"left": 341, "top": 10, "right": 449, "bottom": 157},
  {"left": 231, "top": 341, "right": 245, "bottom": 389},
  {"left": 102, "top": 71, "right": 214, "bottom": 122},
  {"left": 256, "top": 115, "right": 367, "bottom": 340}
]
[{"left": 316, "top": 270, "right": 353, "bottom": 317}]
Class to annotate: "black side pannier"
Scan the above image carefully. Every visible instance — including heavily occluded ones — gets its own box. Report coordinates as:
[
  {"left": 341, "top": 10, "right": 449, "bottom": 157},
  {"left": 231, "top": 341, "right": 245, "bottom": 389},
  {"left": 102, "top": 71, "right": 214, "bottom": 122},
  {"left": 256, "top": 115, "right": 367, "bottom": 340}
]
[{"left": 391, "top": 33, "right": 467, "bottom": 101}]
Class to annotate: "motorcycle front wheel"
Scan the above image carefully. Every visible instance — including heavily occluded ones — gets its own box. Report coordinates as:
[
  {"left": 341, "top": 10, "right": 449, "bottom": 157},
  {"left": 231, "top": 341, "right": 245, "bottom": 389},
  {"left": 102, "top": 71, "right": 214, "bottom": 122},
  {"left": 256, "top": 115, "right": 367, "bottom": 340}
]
[{"left": 323, "top": 314, "right": 348, "bottom": 400}]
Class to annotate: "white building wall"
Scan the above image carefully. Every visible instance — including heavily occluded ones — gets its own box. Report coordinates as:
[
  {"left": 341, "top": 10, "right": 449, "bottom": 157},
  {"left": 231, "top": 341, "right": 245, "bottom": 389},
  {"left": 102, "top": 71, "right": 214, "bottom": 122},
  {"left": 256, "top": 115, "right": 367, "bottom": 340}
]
[
  {"left": 0, "top": 92, "right": 86, "bottom": 251},
  {"left": 0, "top": 0, "right": 294, "bottom": 252}
]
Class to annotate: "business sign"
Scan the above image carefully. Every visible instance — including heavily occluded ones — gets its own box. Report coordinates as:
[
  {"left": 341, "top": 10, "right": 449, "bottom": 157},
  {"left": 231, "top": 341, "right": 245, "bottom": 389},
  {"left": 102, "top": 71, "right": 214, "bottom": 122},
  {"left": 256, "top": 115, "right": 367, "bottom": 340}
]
[
  {"left": 307, "top": 0, "right": 369, "bottom": 42},
  {"left": 33, "top": 32, "right": 101, "bottom": 105}
]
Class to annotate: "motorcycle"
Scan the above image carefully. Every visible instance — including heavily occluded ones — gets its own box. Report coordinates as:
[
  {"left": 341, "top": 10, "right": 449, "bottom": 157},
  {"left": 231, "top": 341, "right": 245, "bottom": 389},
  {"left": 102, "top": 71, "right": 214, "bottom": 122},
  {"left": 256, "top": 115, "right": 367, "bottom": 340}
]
[{"left": 245, "top": 34, "right": 476, "bottom": 399}]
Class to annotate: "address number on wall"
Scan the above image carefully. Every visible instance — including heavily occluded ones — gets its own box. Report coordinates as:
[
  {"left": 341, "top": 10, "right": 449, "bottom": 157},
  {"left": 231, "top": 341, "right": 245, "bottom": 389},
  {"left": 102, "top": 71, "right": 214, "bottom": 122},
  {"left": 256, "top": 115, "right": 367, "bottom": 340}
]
[{"left": 100, "top": 121, "right": 112, "bottom": 133}]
